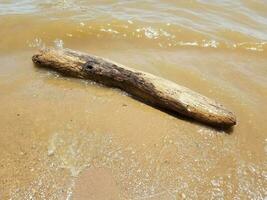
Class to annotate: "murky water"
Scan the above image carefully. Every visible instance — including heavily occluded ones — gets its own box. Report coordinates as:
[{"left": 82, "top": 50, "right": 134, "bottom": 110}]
[{"left": 0, "top": 0, "right": 266, "bottom": 199}]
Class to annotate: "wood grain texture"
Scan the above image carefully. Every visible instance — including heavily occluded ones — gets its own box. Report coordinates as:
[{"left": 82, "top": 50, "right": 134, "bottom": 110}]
[{"left": 32, "top": 48, "right": 236, "bottom": 127}]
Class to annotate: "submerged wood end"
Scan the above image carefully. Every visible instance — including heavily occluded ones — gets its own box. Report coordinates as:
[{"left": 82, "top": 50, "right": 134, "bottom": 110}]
[{"left": 32, "top": 48, "right": 236, "bottom": 128}]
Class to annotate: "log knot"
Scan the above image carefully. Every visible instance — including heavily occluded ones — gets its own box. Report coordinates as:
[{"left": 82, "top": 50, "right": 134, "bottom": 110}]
[{"left": 84, "top": 60, "right": 96, "bottom": 70}]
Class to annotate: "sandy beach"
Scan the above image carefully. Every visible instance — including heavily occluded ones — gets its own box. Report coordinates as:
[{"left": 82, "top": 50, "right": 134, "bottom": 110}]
[{"left": 0, "top": 1, "right": 266, "bottom": 199}]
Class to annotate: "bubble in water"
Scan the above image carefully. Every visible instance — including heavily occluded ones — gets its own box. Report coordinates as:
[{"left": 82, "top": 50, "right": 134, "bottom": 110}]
[
  {"left": 202, "top": 40, "right": 219, "bottom": 48},
  {"left": 54, "top": 39, "right": 64, "bottom": 49},
  {"left": 27, "top": 38, "right": 45, "bottom": 48},
  {"left": 143, "top": 27, "right": 159, "bottom": 39},
  {"left": 211, "top": 179, "right": 220, "bottom": 187}
]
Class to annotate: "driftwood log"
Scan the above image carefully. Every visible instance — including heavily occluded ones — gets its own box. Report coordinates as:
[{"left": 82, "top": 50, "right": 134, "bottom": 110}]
[{"left": 32, "top": 48, "right": 236, "bottom": 127}]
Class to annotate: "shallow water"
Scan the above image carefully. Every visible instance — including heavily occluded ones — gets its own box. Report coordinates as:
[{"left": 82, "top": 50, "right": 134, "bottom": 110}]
[{"left": 0, "top": 0, "right": 266, "bottom": 199}]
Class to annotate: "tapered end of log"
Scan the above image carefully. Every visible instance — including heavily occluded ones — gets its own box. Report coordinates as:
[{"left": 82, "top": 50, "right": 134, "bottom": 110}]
[{"left": 32, "top": 48, "right": 237, "bottom": 128}]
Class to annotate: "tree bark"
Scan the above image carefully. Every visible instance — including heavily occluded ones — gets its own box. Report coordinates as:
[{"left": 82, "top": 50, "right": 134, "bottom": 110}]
[{"left": 32, "top": 48, "right": 236, "bottom": 127}]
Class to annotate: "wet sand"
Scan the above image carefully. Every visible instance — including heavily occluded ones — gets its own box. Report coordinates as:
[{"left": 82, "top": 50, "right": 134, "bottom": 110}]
[
  {"left": 1, "top": 48, "right": 266, "bottom": 199},
  {"left": 0, "top": 0, "right": 267, "bottom": 199}
]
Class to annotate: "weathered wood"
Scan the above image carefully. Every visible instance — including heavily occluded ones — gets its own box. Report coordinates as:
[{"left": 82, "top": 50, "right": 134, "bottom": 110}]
[{"left": 32, "top": 48, "right": 236, "bottom": 127}]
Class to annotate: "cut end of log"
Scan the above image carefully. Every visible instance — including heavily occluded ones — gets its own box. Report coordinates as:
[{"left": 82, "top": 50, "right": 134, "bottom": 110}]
[{"left": 32, "top": 48, "right": 237, "bottom": 128}]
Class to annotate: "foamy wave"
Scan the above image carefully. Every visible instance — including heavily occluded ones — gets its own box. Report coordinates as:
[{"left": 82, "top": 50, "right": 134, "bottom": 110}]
[
  {"left": 67, "top": 21, "right": 267, "bottom": 52},
  {"left": 5, "top": 17, "right": 267, "bottom": 53}
]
